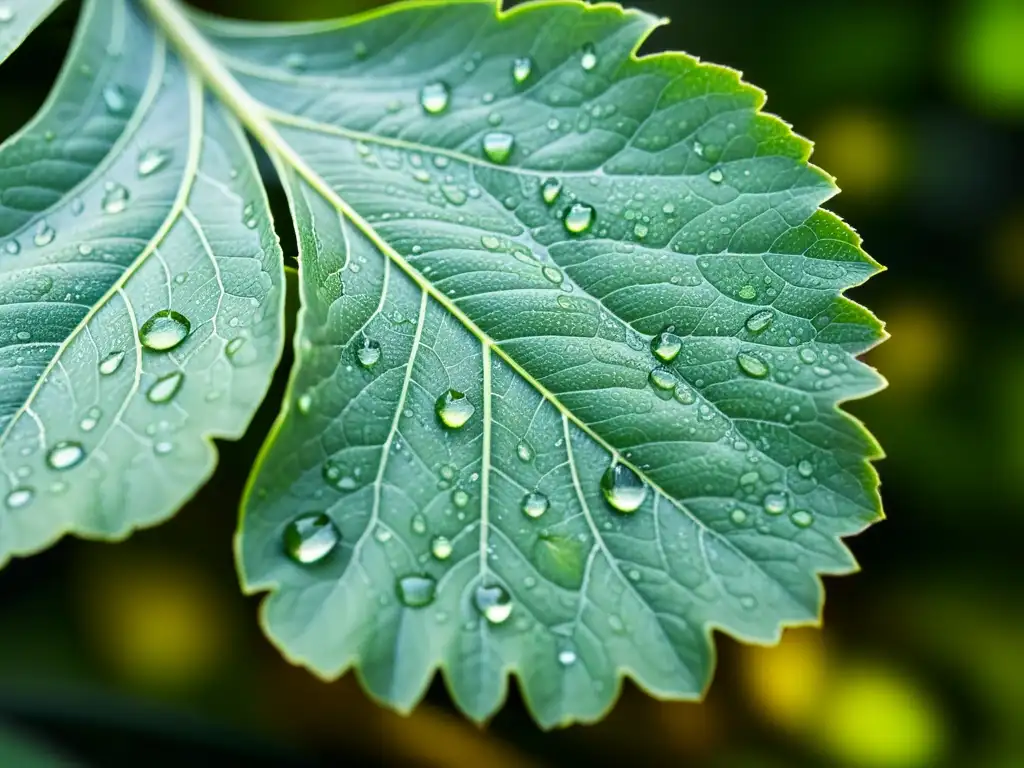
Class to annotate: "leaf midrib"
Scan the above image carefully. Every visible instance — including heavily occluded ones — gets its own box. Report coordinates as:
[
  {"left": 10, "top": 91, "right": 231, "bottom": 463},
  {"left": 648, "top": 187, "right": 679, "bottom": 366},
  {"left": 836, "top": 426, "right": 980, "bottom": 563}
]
[{"left": 143, "top": 0, "right": 812, "bottom": 608}]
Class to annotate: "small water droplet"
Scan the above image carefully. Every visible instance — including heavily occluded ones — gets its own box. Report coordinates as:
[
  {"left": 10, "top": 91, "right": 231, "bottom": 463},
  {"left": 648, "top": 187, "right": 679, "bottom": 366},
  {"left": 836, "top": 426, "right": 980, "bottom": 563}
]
[
  {"left": 601, "top": 462, "right": 647, "bottom": 513},
  {"left": 101, "top": 182, "right": 129, "bottom": 214},
  {"left": 139, "top": 310, "right": 190, "bottom": 352},
  {"left": 474, "top": 584, "right": 513, "bottom": 624},
  {"left": 103, "top": 83, "right": 127, "bottom": 113},
  {"left": 284, "top": 513, "right": 339, "bottom": 564},
  {"left": 542, "top": 265, "right": 562, "bottom": 284},
  {"left": 541, "top": 177, "right": 562, "bottom": 205},
  {"left": 138, "top": 147, "right": 171, "bottom": 176},
  {"left": 651, "top": 331, "right": 682, "bottom": 363},
  {"left": 649, "top": 366, "right": 677, "bottom": 392},
  {"left": 563, "top": 203, "right": 595, "bottom": 234},
  {"left": 512, "top": 56, "right": 533, "bottom": 84},
  {"left": 737, "top": 351, "right": 769, "bottom": 378},
  {"left": 731, "top": 508, "right": 748, "bottom": 524},
  {"left": 99, "top": 351, "right": 125, "bottom": 375},
  {"left": 79, "top": 407, "right": 102, "bottom": 432},
  {"left": 431, "top": 535, "right": 453, "bottom": 560},
  {"left": 481, "top": 234, "right": 501, "bottom": 250},
  {"left": 357, "top": 338, "right": 381, "bottom": 368},
  {"left": 763, "top": 492, "right": 788, "bottom": 515},
  {"left": 146, "top": 371, "right": 184, "bottom": 404},
  {"left": 633, "top": 222, "right": 649, "bottom": 239},
  {"left": 791, "top": 510, "right": 814, "bottom": 528},
  {"left": 580, "top": 42, "right": 598, "bottom": 71},
  {"left": 435, "top": 390, "right": 475, "bottom": 429},
  {"left": 674, "top": 385, "right": 696, "bottom": 405},
  {"left": 745, "top": 309, "right": 774, "bottom": 333},
  {"left": 740, "top": 595, "right": 757, "bottom": 609},
  {"left": 452, "top": 489, "right": 470, "bottom": 508},
  {"left": 4, "top": 239, "right": 19, "bottom": 254},
  {"left": 521, "top": 491, "right": 549, "bottom": 519},
  {"left": 410, "top": 513, "right": 428, "bottom": 535},
  {"left": 441, "top": 183, "right": 467, "bottom": 205},
  {"left": 558, "top": 649, "right": 577, "bottom": 666},
  {"left": 0, "top": 6, "right": 14, "bottom": 23},
  {"left": 33, "top": 220, "right": 55, "bottom": 247},
  {"left": 296, "top": 392, "right": 313, "bottom": 415},
  {"left": 482, "top": 131, "right": 514, "bottom": 164},
  {"left": 708, "top": 168, "right": 724, "bottom": 184},
  {"left": 799, "top": 348, "right": 817, "bottom": 364},
  {"left": 396, "top": 574, "right": 436, "bottom": 607},
  {"left": 738, "top": 284, "right": 757, "bottom": 300},
  {"left": 797, "top": 459, "right": 814, "bottom": 478},
  {"left": 5, "top": 487, "right": 33, "bottom": 509},
  {"left": 46, "top": 441, "right": 85, "bottom": 471},
  {"left": 154, "top": 441, "right": 173, "bottom": 455},
  {"left": 242, "top": 202, "right": 258, "bottom": 229},
  {"left": 321, "top": 459, "right": 357, "bottom": 491},
  {"left": 420, "top": 81, "right": 450, "bottom": 114},
  {"left": 516, "top": 440, "right": 533, "bottom": 462},
  {"left": 282, "top": 51, "right": 308, "bottom": 71}
]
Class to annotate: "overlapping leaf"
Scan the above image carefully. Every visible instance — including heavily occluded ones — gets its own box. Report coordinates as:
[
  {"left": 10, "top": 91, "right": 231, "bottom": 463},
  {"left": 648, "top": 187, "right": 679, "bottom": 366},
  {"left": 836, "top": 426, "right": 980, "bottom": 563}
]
[
  {"left": 0, "top": 0, "right": 285, "bottom": 566},
  {"left": 141, "top": 0, "right": 885, "bottom": 726},
  {"left": 0, "top": 0, "right": 64, "bottom": 66}
]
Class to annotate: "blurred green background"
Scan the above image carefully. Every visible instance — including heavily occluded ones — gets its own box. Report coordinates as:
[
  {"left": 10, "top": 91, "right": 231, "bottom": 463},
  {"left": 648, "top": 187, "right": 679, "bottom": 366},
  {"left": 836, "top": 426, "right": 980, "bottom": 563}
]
[{"left": 2, "top": 0, "right": 1023, "bottom": 765}]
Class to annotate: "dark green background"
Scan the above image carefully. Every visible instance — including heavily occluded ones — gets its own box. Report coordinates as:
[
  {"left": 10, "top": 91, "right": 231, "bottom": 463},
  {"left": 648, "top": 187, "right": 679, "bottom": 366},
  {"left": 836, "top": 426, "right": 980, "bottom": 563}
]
[{"left": 1, "top": 0, "right": 1022, "bottom": 766}]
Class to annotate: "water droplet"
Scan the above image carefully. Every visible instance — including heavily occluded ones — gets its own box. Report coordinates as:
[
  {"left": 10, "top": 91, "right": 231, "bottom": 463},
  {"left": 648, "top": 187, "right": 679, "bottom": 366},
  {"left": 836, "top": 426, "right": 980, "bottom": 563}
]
[
  {"left": 282, "top": 51, "right": 308, "bottom": 71},
  {"left": 101, "top": 182, "right": 129, "bottom": 214},
  {"left": 242, "top": 202, "right": 258, "bottom": 229},
  {"left": 516, "top": 440, "right": 533, "bottom": 462},
  {"left": 154, "top": 441, "right": 173, "bottom": 455},
  {"left": 419, "top": 81, "right": 450, "bottom": 114},
  {"left": 601, "top": 462, "right": 647, "bottom": 513},
  {"left": 474, "top": 584, "right": 513, "bottom": 624},
  {"left": 541, "top": 177, "right": 562, "bottom": 205},
  {"left": 435, "top": 390, "right": 475, "bottom": 429},
  {"left": 46, "top": 441, "right": 85, "bottom": 471},
  {"left": 431, "top": 535, "right": 453, "bottom": 560},
  {"left": 138, "top": 147, "right": 171, "bottom": 176},
  {"left": 441, "top": 183, "right": 467, "bottom": 205},
  {"left": 103, "top": 83, "right": 127, "bottom": 113},
  {"left": 558, "top": 649, "right": 577, "bottom": 666},
  {"left": 674, "top": 385, "right": 696, "bottom": 405},
  {"left": 745, "top": 309, "right": 774, "bottom": 333},
  {"left": 512, "top": 56, "right": 533, "bottom": 84},
  {"left": 33, "top": 220, "right": 55, "bottom": 247},
  {"left": 763, "top": 492, "right": 788, "bottom": 515},
  {"left": 411, "top": 513, "right": 427, "bottom": 535},
  {"left": 651, "top": 331, "right": 682, "bottom": 363},
  {"left": 294, "top": 391, "right": 312, "bottom": 414},
  {"left": 580, "top": 43, "right": 598, "bottom": 71},
  {"left": 738, "top": 284, "right": 757, "bottom": 300},
  {"left": 731, "top": 508, "right": 748, "bottom": 524},
  {"left": 633, "top": 222, "right": 649, "bottom": 239},
  {"left": 708, "top": 168, "right": 724, "bottom": 184},
  {"left": 563, "top": 203, "right": 595, "bottom": 234},
  {"left": 521, "top": 491, "right": 549, "bottom": 519},
  {"left": 452, "top": 489, "right": 470, "bottom": 508},
  {"left": 797, "top": 459, "right": 814, "bottom": 478},
  {"left": 322, "top": 459, "right": 358, "bottom": 491},
  {"left": 0, "top": 6, "right": 14, "bottom": 23},
  {"left": 649, "top": 366, "right": 677, "bottom": 392},
  {"left": 791, "top": 510, "right": 814, "bottom": 527},
  {"left": 5, "top": 487, "right": 33, "bottom": 509},
  {"left": 396, "top": 574, "right": 436, "bottom": 607},
  {"left": 146, "top": 371, "right": 184, "bottom": 404},
  {"left": 799, "top": 348, "right": 817, "bottom": 364},
  {"left": 481, "top": 234, "right": 501, "bottom": 250},
  {"left": 284, "top": 513, "right": 339, "bottom": 564},
  {"left": 542, "top": 265, "right": 562, "bottom": 284},
  {"left": 99, "top": 351, "right": 125, "bottom": 375},
  {"left": 737, "top": 351, "right": 769, "bottom": 378},
  {"left": 139, "top": 310, "right": 191, "bottom": 352},
  {"left": 482, "top": 131, "right": 514, "bottom": 164},
  {"left": 79, "top": 407, "right": 102, "bottom": 432},
  {"left": 4, "top": 239, "right": 19, "bottom": 254},
  {"left": 357, "top": 338, "right": 381, "bottom": 368}
]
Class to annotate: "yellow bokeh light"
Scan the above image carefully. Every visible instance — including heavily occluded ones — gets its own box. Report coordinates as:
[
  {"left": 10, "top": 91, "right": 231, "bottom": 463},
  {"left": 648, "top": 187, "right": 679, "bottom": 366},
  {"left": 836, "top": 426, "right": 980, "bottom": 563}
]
[
  {"left": 866, "top": 300, "right": 951, "bottom": 397},
  {"left": 813, "top": 110, "right": 902, "bottom": 199},
  {"left": 738, "top": 628, "right": 827, "bottom": 732}
]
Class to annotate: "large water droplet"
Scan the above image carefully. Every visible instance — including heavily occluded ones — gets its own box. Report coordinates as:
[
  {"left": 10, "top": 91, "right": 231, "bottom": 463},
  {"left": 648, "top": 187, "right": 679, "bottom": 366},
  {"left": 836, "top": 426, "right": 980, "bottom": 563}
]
[
  {"left": 790, "top": 510, "right": 814, "bottom": 527},
  {"left": 512, "top": 56, "right": 533, "bottom": 84},
  {"left": 47, "top": 441, "right": 85, "bottom": 471},
  {"left": 474, "top": 584, "right": 513, "bottom": 624},
  {"left": 4, "top": 487, "right": 33, "bottom": 509},
  {"left": 482, "top": 131, "right": 514, "bottom": 164},
  {"left": 745, "top": 309, "right": 774, "bottom": 334},
  {"left": 649, "top": 366, "right": 677, "bottom": 392},
  {"left": 139, "top": 310, "right": 190, "bottom": 352},
  {"left": 580, "top": 43, "right": 598, "bottom": 71},
  {"left": 521, "top": 491, "right": 549, "bottom": 519},
  {"left": 396, "top": 574, "right": 437, "bottom": 607},
  {"left": 431, "top": 535, "right": 453, "bottom": 560},
  {"left": 146, "top": 371, "right": 184, "bottom": 404},
  {"left": 99, "top": 351, "right": 125, "bottom": 376},
  {"left": 541, "top": 177, "right": 562, "bottom": 205},
  {"left": 103, "top": 83, "right": 127, "bottom": 113},
  {"left": 435, "top": 390, "right": 475, "bottom": 429},
  {"left": 284, "top": 513, "right": 340, "bottom": 564},
  {"left": 563, "top": 203, "right": 595, "bottom": 234},
  {"left": 737, "top": 351, "right": 769, "bottom": 378},
  {"left": 138, "top": 147, "right": 171, "bottom": 177},
  {"left": 420, "top": 82, "right": 450, "bottom": 114},
  {"left": 33, "top": 220, "right": 55, "bottom": 247},
  {"left": 357, "top": 338, "right": 381, "bottom": 368},
  {"left": 0, "top": 6, "right": 15, "bottom": 23},
  {"left": 601, "top": 462, "right": 647, "bottom": 513},
  {"left": 102, "top": 182, "right": 129, "bottom": 214},
  {"left": 558, "top": 648, "right": 577, "bottom": 666},
  {"left": 763, "top": 491, "right": 788, "bottom": 515},
  {"left": 651, "top": 331, "right": 682, "bottom": 363}
]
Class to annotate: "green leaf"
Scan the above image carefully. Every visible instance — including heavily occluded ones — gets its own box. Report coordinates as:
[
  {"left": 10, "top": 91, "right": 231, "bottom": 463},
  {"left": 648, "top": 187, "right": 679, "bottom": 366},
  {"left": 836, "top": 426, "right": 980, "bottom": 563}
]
[
  {"left": 0, "top": 720, "right": 71, "bottom": 767},
  {"left": 0, "top": 0, "right": 285, "bottom": 566},
  {"left": 0, "top": 0, "right": 64, "bottom": 66},
  {"left": 142, "top": 0, "right": 885, "bottom": 726}
]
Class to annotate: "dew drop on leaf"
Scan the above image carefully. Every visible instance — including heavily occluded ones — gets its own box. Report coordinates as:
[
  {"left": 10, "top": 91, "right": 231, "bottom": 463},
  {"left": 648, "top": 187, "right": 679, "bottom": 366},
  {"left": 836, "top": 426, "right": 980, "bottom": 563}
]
[
  {"left": 731, "top": 508, "right": 748, "bottom": 524},
  {"left": 430, "top": 535, "right": 453, "bottom": 560},
  {"left": 396, "top": 574, "right": 437, "bottom": 607},
  {"left": 541, "top": 177, "right": 562, "bottom": 205},
  {"left": 357, "top": 338, "right": 381, "bottom": 368},
  {"left": 745, "top": 309, "right": 774, "bottom": 333},
  {"left": 46, "top": 441, "right": 85, "bottom": 471},
  {"left": 482, "top": 131, "right": 515, "bottom": 164},
  {"left": 512, "top": 56, "right": 533, "bottom": 84},
  {"left": 480, "top": 234, "right": 501, "bottom": 250},
  {"left": 101, "top": 182, "right": 129, "bottom": 214},
  {"left": 738, "top": 284, "right": 757, "bottom": 300},
  {"left": 419, "top": 81, "right": 450, "bottom": 114},
  {"left": 474, "top": 584, "right": 513, "bottom": 624},
  {"left": 139, "top": 310, "right": 190, "bottom": 352},
  {"left": 33, "top": 220, "right": 55, "bottom": 247},
  {"left": 452, "top": 488, "right": 470, "bottom": 508},
  {"left": 283, "top": 513, "right": 339, "bottom": 564},
  {"left": 708, "top": 168, "right": 724, "bottom": 184},
  {"left": 0, "top": 6, "right": 14, "bottom": 23},
  {"left": 146, "top": 371, "right": 184, "bottom": 404},
  {"left": 79, "top": 407, "right": 102, "bottom": 432},
  {"left": 563, "top": 202, "right": 595, "bottom": 234},
  {"left": 558, "top": 649, "right": 577, "bottom": 666},
  {"left": 4, "top": 487, "right": 33, "bottom": 510},
  {"left": 137, "top": 148, "right": 171, "bottom": 177},
  {"left": 516, "top": 439, "right": 533, "bottom": 462},
  {"left": 763, "top": 492, "right": 788, "bottom": 515},
  {"left": 790, "top": 510, "right": 814, "bottom": 527},
  {"left": 411, "top": 513, "right": 427, "bottom": 535},
  {"left": 102, "top": 83, "right": 126, "bottom": 113},
  {"left": 737, "top": 351, "right": 769, "bottom": 378},
  {"left": 322, "top": 459, "right": 358, "bottom": 491},
  {"left": 600, "top": 462, "right": 647, "bottom": 513},
  {"left": 580, "top": 42, "right": 598, "bottom": 70},
  {"left": 651, "top": 331, "right": 682, "bottom": 363},
  {"left": 99, "top": 351, "right": 125, "bottom": 376},
  {"left": 521, "top": 491, "right": 549, "bottom": 519},
  {"left": 542, "top": 265, "right": 562, "bottom": 284},
  {"left": 797, "top": 459, "right": 814, "bottom": 478},
  {"left": 435, "top": 389, "right": 475, "bottom": 429},
  {"left": 649, "top": 366, "right": 677, "bottom": 392}
]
